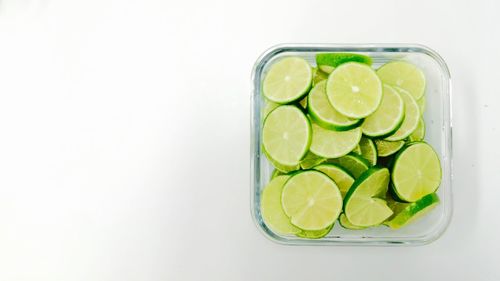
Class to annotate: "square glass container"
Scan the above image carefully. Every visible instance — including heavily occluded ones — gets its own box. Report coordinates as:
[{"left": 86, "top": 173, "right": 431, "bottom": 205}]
[{"left": 250, "top": 44, "right": 452, "bottom": 246}]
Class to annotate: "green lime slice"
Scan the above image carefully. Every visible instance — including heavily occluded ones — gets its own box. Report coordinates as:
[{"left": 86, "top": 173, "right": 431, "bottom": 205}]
[
  {"left": 326, "top": 62, "right": 383, "bottom": 119},
  {"left": 327, "top": 153, "right": 371, "bottom": 178},
  {"left": 263, "top": 57, "right": 312, "bottom": 103},
  {"left": 339, "top": 213, "right": 366, "bottom": 230},
  {"left": 310, "top": 122, "right": 362, "bottom": 158},
  {"left": 316, "top": 53, "right": 372, "bottom": 68},
  {"left": 408, "top": 117, "right": 425, "bottom": 142},
  {"left": 385, "top": 193, "right": 440, "bottom": 229},
  {"left": 270, "top": 169, "right": 284, "bottom": 180},
  {"left": 296, "top": 223, "right": 334, "bottom": 239},
  {"left": 376, "top": 61, "right": 426, "bottom": 101},
  {"left": 313, "top": 163, "right": 355, "bottom": 197},
  {"left": 384, "top": 87, "right": 420, "bottom": 141},
  {"left": 300, "top": 151, "right": 326, "bottom": 169},
  {"left": 262, "top": 105, "right": 311, "bottom": 166},
  {"left": 312, "top": 67, "right": 329, "bottom": 86},
  {"left": 308, "top": 81, "right": 362, "bottom": 131},
  {"left": 417, "top": 96, "right": 426, "bottom": 115},
  {"left": 374, "top": 139, "right": 405, "bottom": 157},
  {"left": 344, "top": 167, "right": 393, "bottom": 227},
  {"left": 361, "top": 84, "right": 405, "bottom": 137},
  {"left": 354, "top": 137, "right": 377, "bottom": 166},
  {"left": 261, "top": 175, "right": 301, "bottom": 234},
  {"left": 263, "top": 100, "right": 280, "bottom": 118},
  {"left": 282, "top": 170, "right": 343, "bottom": 231},
  {"left": 391, "top": 142, "right": 442, "bottom": 202},
  {"left": 318, "top": 65, "right": 335, "bottom": 74},
  {"left": 262, "top": 145, "right": 300, "bottom": 173}
]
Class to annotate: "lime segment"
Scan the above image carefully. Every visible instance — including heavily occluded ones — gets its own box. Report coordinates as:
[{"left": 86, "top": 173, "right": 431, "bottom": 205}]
[
  {"left": 339, "top": 213, "right": 366, "bottom": 230},
  {"left": 310, "top": 122, "right": 362, "bottom": 158},
  {"left": 377, "top": 61, "right": 426, "bottom": 100},
  {"left": 313, "top": 163, "right": 355, "bottom": 197},
  {"left": 327, "top": 153, "right": 370, "bottom": 178},
  {"left": 374, "top": 139, "right": 405, "bottom": 157},
  {"left": 300, "top": 151, "right": 326, "bottom": 169},
  {"left": 296, "top": 223, "right": 334, "bottom": 239},
  {"left": 326, "top": 62, "right": 383, "bottom": 119},
  {"left": 282, "top": 171, "right": 343, "bottom": 231},
  {"left": 263, "top": 57, "right": 312, "bottom": 103},
  {"left": 385, "top": 87, "right": 420, "bottom": 141},
  {"left": 385, "top": 193, "right": 440, "bottom": 229}
]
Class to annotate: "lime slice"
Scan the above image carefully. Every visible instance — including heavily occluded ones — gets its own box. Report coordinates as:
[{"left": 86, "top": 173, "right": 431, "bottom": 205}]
[
  {"left": 327, "top": 153, "right": 371, "bottom": 178},
  {"left": 296, "top": 223, "right": 334, "bottom": 239},
  {"left": 312, "top": 67, "right": 329, "bottom": 86},
  {"left": 310, "top": 122, "right": 362, "bottom": 158},
  {"left": 262, "top": 105, "right": 311, "bottom": 166},
  {"left": 308, "top": 81, "right": 362, "bottom": 131},
  {"left": 374, "top": 139, "right": 405, "bottom": 157},
  {"left": 361, "top": 84, "right": 405, "bottom": 137},
  {"left": 270, "top": 169, "right": 284, "bottom": 179},
  {"left": 417, "top": 96, "right": 426, "bottom": 115},
  {"left": 339, "top": 213, "right": 366, "bottom": 230},
  {"left": 263, "top": 100, "right": 280, "bottom": 118},
  {"left": 261, "top": 175, "right": 301, "bottom": 234},
  {"left": 282, "top": 170, "right": 343, "bottom": 230},
  {"left": 316, "top": 53, "right": 372, "bottom": 68},
  {"left": 263, "top": 57, "right": 312, "bottom": 103},
  {"left": 408, "top": 117, "right": 425, "bottom": 142},
  {"left": 318, "top": 65, "right": 335, "bottom": 74},
  {"left": 313, "top": 163, "right": 355, "bottom": 197},
  {"left": 326, "top": 62, "right": 383, "bottom": 119},
  {"left": 391, "top": 142, "right": 442, "bottom": 202},
  {"left": 385, "top": 193, "right": 440, "bottom": 229},
  {"left": 376, "top": 61, "right": 426, "bottom": 101},
  {"left": 384, "top": 87, "right": 420, "bottom": 141},
  {"left": 262, "top": 145, "right": 300, "bottom": 173},
  {"left": 344, "top": 167, "right": 393, "bottom": 227},
  {"left": 300, "top": 151, "right": 326, "bottom": 169},
  {"left": 354, "top": 137, "right": 377, "bottom": 166}
]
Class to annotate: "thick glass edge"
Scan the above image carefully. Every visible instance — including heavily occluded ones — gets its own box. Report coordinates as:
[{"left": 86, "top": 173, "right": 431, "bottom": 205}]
[{"left": 250, "top": 43, "right": 453, "bottom": 246}]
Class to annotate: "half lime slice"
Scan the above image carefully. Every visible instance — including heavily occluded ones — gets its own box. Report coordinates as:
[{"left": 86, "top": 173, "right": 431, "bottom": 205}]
[
  {"left": 385, "top": 193, "right": 440, "bottom": 229},
  {"left": 326, "top": 62, "right": 383, "bottom": 119},
  {"left": 385, "top": 87, "right": 420, "bottom": 141},
  {"left": 313, "top": 163, "right": 355, "bottom": 197},
  {"left": 263, "top": 57, "right": 312, "bottom": 103},
  {"left": 282, "top": 170, "right": 343, "bottom": 231},
  {"left": 310, "top": 122, "right": 362, "bottom": 158},
  {"left": 376, "top": 61, "right": 426, "bottom": 101}
]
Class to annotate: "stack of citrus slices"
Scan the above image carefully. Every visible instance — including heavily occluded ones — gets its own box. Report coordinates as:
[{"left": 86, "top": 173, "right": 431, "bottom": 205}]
[{"left": 260, "top": 54, "right": 441, "bottom": 238}]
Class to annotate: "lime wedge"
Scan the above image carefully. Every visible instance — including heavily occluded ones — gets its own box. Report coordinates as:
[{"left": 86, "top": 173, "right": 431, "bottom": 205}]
[
  {"left": 313, "top": 163, "right": 355, "bottom": 197},
  {"left": 326, "top": 62, "right": 383, "bottom": 119},
  {"left": 376, "top": 61, "right": 426, "bottom": 101},
  {"left": 344, "top": 167, "right": 393, "bottom": 227},
  {"left": 339, "top": 213, "right": 366, "bottom": 230},
  {"left": 385, "top": 193, "right": 440, "bottom": 229},
  {"left": 354, "top": 137, "right": 377, "bottom": 166},
  {"left": 262, "top": 105, "right": 311, "bottom": 166},
  {"left": 374, "top": 139, "right": 405, "bottom": 157},
  {"left": 310, "top": 122, "right": 362, "bottom": 158},
  {"left": 327, "top": 153, "right": 370, "bottom": 178},
  {"left": 300, "top": 151, "right": 326, "bottom": 169},
  {"left": 308, "top": 81, "right": 362, "bottom": 131},
  {"left": 361, "top": 84, "right": 405, "bottom": 137},
  {"left": 282, "top": 170, "right": 343, "bottom": 230},
  {"left": 385, "top": 87, "right": 420, "bottom": 141},
  {"left": 263, "top": 57, "right": 312, "bottom": 103},
  {"left": 261, "top": 175, "right": 301, "bottom": 234},
  {"left": 391, "top": 142, "right": 442, "bottom": 202},
  {"left": 316, "top": 53, "right": 372, "bottom": 69},
  {"left": 312, "top": 67, "right": 329, "bottom": 86},
  {"left": 408, "top": 117, "right": 425, "bottom": 142},
  {"left": 417, "top": 96, "right": 426, "bottom": 115},
  {"left": 296, "top": 223, "right": 334, "bottom": 239}
]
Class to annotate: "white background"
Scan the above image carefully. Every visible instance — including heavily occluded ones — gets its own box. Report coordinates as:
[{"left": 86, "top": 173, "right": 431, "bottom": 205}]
[{"left": 0, "top": 0, "right": 498, "bottom": 280}]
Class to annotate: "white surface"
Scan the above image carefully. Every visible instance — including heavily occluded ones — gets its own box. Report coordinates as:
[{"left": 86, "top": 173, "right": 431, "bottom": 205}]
[{"left": 0, "top": 0, "right": 498, "bottom": 280}]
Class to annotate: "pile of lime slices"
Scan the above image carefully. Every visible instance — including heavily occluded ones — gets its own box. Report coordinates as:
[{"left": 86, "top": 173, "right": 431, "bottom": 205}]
[{"left": 260, "top": 54, "right": 442, "bottom": 238}]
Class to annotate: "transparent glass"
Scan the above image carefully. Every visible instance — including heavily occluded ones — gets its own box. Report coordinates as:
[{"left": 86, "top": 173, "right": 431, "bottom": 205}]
[{"left": 250, "top": 44, "right": 453, "bottom": 246}]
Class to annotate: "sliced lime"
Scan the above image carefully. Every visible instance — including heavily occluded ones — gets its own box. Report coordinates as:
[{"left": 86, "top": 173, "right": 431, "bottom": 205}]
[
  {"left": 300, "top": 151, "right": 326, "bottom": 169},
  {"left": 261, "top": 175, "right": 301, "bottom": 234},
  {"left": 408, "top": 117, "right": 425, "bottom": 142},
  {"left": 313, "top": 163, "right": 355, "bottom": 197},
  {"left": 308, "top": 81, "right": 362, "bottom": 131},
  {"left": 385, "top": 87, "right": 420, "bottom": 141},
  {"left": 262, "top": 105, "right": 311, "bottom": 166},
  {"left": 327, "top": 153, "right": 371, "bottom": 178},
  {"left": 263, "top": 57, "right": 312, "bottom": 103},
  {"left": 377, "top": 61, "right": 426, "bottom": 101},
  {"left": 344, "top": 167, "right": 393, "bottom": 227},
  {"left": 312, "top": 67, "right": 329, "bottom": 86},
  {"left": 318, "top": 65, "right": 335, "bottom": 74},
  {"left": 391, "top": 142, "right": 442, "bottom": 202},
  {"left": 326, "top": 62, "right": 383, "bottom": 119},
  {"left": 354, "top": 137, "right": 377, "bottom": 166},
  {"left": 296, "top": 223, "right": 334, "bottom": 239},
  {"left": 339, "top": 213, "right": 366, "bottom": 230},
  {"left": 316, "top": 53, "right": 372, "bottom": 69},
  {"left": 385, "top": 193, "right": 440, "bottom": 229},
  {"left": 262, "top": 145, "right": 300, "bottom": 173},
  {"left": 374, "top": 139, "right": 405, "bottom": 157},
  {"left": 310, "top": 122, "right": 362, "bottom": 158},
  {"left": 282, "top": 170, "right": 343, "bottom": 231},
  {"left": 361, "top": 84, "right": 405, "bottom": 137}
]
